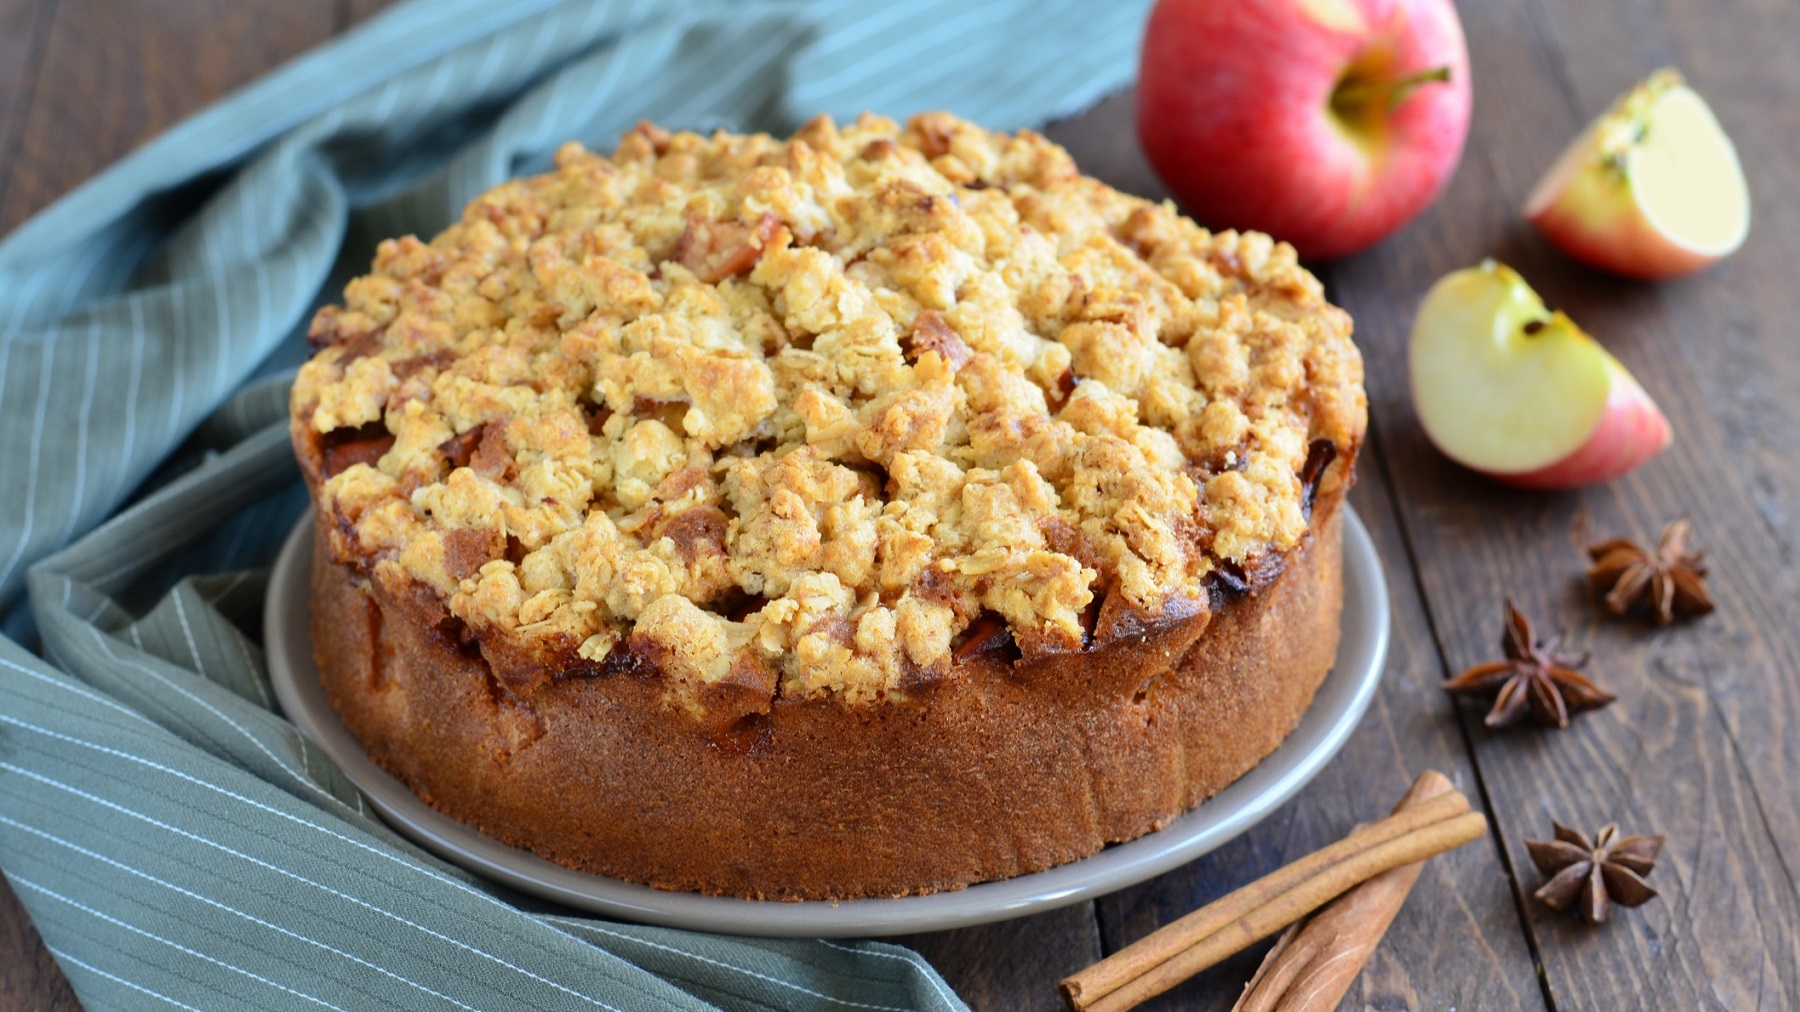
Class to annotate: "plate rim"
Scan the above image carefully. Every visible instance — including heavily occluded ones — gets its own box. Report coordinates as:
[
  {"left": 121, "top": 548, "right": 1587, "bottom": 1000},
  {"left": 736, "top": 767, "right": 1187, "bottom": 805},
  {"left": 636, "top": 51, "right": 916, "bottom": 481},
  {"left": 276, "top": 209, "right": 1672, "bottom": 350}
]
[{"left": 265, "top": 506, "right": 1389, "bottom": 938}]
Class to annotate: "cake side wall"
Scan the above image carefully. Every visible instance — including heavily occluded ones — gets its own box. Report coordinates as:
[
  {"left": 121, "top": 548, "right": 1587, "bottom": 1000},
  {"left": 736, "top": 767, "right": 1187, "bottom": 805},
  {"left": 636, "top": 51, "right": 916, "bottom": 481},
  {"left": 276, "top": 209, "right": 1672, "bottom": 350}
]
[{"left": 309, "top": 501, "right": 1345, "bottom": 901}]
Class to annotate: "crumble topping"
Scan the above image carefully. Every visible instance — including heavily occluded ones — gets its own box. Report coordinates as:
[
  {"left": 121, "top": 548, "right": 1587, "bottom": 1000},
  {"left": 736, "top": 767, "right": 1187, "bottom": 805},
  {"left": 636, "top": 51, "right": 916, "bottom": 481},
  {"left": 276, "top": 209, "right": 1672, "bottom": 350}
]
[{"left": 293, "top": 112, "right": 1365, "bottom": 709}]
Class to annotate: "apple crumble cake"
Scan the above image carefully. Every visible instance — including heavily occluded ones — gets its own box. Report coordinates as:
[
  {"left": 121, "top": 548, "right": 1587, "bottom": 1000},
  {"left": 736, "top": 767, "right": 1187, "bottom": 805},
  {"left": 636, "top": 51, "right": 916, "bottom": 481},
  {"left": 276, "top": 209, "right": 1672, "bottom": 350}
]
[{"left": 291, "top": 112, "right": 1366, "bottom": 900}]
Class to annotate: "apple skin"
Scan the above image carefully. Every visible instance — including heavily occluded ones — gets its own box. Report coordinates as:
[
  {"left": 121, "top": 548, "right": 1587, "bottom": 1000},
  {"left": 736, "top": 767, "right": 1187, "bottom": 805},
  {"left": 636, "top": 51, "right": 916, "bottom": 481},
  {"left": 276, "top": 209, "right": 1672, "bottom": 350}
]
[
  {"left": 1490, "top": 360, "right": 1672, "bottom": 490},
  {"left": 1524, "top": 70, "right": 1750, "bottom": 280},
  {"left": 1410, "top": 262, "right": 1672, "bottom": 491},
  {"left": 1137, "top": 0, "right": 1471, "bottom": 261},
  {"left": 1526, "top": 170, "right": 1717, "bottom": 280}
]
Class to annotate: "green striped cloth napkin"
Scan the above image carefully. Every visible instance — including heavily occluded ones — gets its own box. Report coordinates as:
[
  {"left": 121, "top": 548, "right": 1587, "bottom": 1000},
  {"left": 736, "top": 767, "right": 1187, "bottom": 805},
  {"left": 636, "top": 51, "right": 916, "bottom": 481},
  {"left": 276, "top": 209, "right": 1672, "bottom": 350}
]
[{"left": 0, "top": 0, "right": 1152, "bottom": 1007}]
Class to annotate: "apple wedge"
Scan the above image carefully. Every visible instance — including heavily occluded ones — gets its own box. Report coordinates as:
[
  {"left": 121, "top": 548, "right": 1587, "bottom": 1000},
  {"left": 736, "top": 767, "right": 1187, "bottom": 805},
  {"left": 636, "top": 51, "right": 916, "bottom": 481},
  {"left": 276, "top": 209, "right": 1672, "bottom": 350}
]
[
  {"left": 1410, "top": 262, "right": 1671, "bottom": 489},
  {"left": 1525, "top": 68, "right": 1750, "bottom": 279}
]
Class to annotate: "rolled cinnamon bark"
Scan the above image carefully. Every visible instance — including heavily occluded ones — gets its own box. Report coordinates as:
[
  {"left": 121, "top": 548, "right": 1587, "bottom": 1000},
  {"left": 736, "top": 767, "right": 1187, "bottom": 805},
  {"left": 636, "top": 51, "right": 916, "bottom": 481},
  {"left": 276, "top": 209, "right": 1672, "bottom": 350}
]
[
  {"left": 1232, "top": 770, "right": 1457, "bottom": 1012},
  {"left": 1059, "top": 772, "right": 1486, "bottom": 1012}
]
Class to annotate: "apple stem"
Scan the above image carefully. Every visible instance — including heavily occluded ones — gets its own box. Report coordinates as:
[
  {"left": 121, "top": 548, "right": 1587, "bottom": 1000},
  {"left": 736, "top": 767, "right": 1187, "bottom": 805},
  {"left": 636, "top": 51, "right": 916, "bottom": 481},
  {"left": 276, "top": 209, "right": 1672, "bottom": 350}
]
[{"left": 1333, "top": 65, "right": 1453, "bottom": 114}]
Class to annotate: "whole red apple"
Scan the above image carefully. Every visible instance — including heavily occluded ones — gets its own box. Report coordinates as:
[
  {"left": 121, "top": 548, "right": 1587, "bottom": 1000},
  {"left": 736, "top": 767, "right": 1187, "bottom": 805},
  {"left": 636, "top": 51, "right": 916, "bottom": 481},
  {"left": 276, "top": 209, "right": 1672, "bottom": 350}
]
[{"left": 1137, "top": 0, "right": 1472, "bottom": 260}]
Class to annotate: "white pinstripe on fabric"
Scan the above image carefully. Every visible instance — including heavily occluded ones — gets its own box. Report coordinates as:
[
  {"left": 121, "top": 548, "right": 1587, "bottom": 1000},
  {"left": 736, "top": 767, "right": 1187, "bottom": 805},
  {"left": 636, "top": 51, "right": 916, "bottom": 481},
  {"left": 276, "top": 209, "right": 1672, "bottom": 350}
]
[
  {"left": 407, "top": 48, "right": 461, "bottom": 125},
  {"left": 39, "top": 639, "right": 76, "bottom": 679},
  {"left": 1, "top": 815, "right": 483, "bottom": 1012},
  {"left": 516, "top": 0, "right": 581, "bottom": 80},
  {"left": 570, "top": 0, "right": 632, "bottom": 48},
  {"left": 0, "top": 738, "right": 631, "bottom": 1012},
  {"left": 986, "top": 3, "right": 1139, "bottom": 124},
  {"left": 1, "top": 759, "right": 635, "bottom": 1011},
  {"left": 688, "top": 933, "right": 949, "bottom": 998},
  {"left": 193, "top": 571, "right": 277, "bottom": 709},
  {"left": 211, "top": 195, "right": 238, "bottom": 395},
  {"left": 13, "top": 876, "right": 353, "bottom": 1012},
  {"left": 545, "top": 915, "right": 917, "bottom": 1012},
  {"left": 165, "top": 278, "right": 189, "bottom": 465},
  {"left": 87, "top": 549, "right": 170, "bottom": 597},
  {"left": 168, "top": 593, "right": 211, "bottom": 682},
  {"left": 530, "top": 63, "right": 581, "bottom": 140},
  {"left": 119, "top": 298, "right": 147, "bottom": 500},
  {"left": 817, "top": 940, "right": 963, "bottom": 1008},
  {"left": 0, "top": 342, "right": 55, "bottom": 593},
  {"left": 0, "top": 654, "right": 160, "bottom": 729},
  {"left": 465, "top": 19, "right": 519, "bottom": 98},
  {"left": 841, "top": 5, "right": 1026, "bottom": 115},
  {"left": 0, "top": 0, "right": 576, "bottom": 274},
  {"left": 53, "top": 320, "right": 101, "bottom": 549},
  {"left": 1, "top": 246, "right": 57, "bottom": 333},
  {"left": 81, "top": 623, "right": 349, "bottom": 812},
  {"left": 795, "top": 0, "right": 919, "bottom": 63},
  {"left": 565, "top": 9, "right": 650, "bottom": 128},
  {"left": 48, "top": 947, "right": 207, "bottom": 1012},
  {"left": 45, "top": 226, "right": 120, "bottom": 326},
  {"left": 35, "top": 424, "right": 294, "bottom": 593},
  {"left": 673, "top": 22, "right": 801, "bottom": 122},
  {"left": 197, "top": 568, "right": 252, "bottom": 608},
  {"left": 83, "top": 588, "right": 119, "bottom": 625},
  {"left": 792, "top": 0, "right": 966, "bottom": 99},
  {"left": 0, "top": 1, "right": 1153, "bottom": 1007}
]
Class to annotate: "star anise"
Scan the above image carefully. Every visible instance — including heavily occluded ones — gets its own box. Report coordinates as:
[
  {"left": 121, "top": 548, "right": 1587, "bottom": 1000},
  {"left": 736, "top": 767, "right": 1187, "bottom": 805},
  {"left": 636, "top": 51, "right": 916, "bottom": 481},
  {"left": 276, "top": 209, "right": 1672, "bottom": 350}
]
[
  {"left": 1442, "top": 601, "right": 1614, "bottom": 729},
  {"left": 1526, "top": 821, "right": 1665, "bottom": 924},
  {"left": 1587, "top": 517, "right": 1714, "bottom": 625}
]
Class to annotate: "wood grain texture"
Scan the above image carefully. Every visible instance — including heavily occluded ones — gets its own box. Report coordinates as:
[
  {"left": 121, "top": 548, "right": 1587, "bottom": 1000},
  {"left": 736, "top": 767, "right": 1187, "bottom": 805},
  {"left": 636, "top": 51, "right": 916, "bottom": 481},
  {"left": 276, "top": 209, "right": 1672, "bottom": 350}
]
[
  {"left": 5, "top": 0, "right": 1800, "bottom": 1009},
  {"left": 0, "top": 2, "right": 342, "bottom": 1005},
  {"left": 0, "top": 871, "right": 78, "bottom": 1012},
  {"left": 0, "top": 0, "right": 56, "bottom": 218},
  {"left": 345, "top": 0, "right": 403, "bottom": 29},
  {"left": 0, "top": 0, "right": 336, "bottom": 233},
  {"left": 1044, "top": 90, "right": 1544, "bottom": 1012},
  {"left": 1326, "top": 0, "right": 1800, "bottom": 1008},
  {"left": 897, "top": 904, "right": 1104, "bottom": 1012}
]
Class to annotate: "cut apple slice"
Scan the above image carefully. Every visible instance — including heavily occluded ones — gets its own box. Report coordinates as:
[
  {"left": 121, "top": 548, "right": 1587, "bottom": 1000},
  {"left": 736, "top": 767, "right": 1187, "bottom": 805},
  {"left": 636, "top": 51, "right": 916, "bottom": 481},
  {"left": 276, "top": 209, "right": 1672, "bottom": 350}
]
[
  {"left": 1410, "top": 261, "right": 1671, "bottom": 489},
  {"left": 1525, "top": 69, "right": 1750, "bottom": 280}
]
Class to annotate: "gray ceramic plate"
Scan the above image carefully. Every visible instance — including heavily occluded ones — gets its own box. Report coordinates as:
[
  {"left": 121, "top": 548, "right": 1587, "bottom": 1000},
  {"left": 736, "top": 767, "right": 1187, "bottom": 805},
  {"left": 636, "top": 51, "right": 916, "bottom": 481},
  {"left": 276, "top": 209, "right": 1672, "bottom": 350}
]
[{"left": 265, "top": 506, "right": 1388, "bottom": 938}]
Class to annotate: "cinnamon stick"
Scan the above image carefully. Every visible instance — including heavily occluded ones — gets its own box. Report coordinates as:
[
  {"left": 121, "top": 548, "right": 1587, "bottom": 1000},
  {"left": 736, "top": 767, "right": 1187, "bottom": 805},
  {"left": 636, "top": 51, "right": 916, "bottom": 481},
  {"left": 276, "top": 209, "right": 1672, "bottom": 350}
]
[
  {"left": 1231, "top": 770, "right": 1457, "bottom": 1012},
  {"left": 1059, "top": 772, "right": 1486, "bottom": 1012},
  {"left": 1061, "top": 785, "right": 1467, "bottom": 1008}
]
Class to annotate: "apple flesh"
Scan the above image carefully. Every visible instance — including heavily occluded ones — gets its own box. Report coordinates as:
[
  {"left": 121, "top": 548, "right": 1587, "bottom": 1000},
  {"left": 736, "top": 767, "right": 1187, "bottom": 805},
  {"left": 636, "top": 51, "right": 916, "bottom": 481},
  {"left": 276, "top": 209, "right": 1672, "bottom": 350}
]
[
  {"left": 1525, "top": 69, "right": 1750, "bottom": 279},
  {"left": 1137, "top": 0, "right": 1471, "bottom": 261},
  {"left": 1410, "top": 261, "right": 1671, "bottom": 490}
]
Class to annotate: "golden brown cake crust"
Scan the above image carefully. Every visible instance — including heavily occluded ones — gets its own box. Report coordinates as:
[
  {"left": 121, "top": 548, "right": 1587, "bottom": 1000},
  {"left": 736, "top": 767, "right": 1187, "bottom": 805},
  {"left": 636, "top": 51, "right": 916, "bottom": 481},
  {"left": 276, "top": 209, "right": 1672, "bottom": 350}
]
[
  {"left": 293, "top": 113, "right": 1367, "bottom": 899},
  {"left": 290, "top": 113, "right": 1365, "bottom": 709},
  {"left": 308, "top": 500, "right": 1344, "bottom": 900}
]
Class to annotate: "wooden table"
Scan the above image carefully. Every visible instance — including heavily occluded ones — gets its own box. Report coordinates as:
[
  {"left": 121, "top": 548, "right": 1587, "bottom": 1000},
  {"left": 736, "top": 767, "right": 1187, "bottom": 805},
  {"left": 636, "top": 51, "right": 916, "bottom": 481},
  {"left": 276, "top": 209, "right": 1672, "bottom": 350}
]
[{"left": 5, "top": 0, "right": 1798, "bottom": 1008}]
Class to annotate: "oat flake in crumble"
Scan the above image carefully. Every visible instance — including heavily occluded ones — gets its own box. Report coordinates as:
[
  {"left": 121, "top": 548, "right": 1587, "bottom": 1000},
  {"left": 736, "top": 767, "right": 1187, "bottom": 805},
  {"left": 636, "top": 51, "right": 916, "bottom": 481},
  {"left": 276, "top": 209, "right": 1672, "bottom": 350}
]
[{"left": 292, "top": 112, "right": 1366, "bottom": 710}]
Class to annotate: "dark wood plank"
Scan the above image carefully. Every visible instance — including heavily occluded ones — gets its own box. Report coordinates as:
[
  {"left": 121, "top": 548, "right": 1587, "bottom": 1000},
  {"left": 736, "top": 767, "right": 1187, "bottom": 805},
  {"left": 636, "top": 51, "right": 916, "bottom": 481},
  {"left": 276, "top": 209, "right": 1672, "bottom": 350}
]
[
  {"left": 0, "top": 0, "right": 337, "bottom": 234},
  {"left": 898, "top": 904, "right": 1103, "bottom": 1012},
  {"left": 1326, "top": 0, "right": 1800, "bottom": 1008},
  {"left": 868, "top": 91, "right": 1132, "bottom": 993},
  {"left": 892, "top": 102, "right": 1191, "bottom": 1012},
  {"left": 0, "top": 3, "right": 343, "bottom": 1007},
  {"left": 1040, "top": 92, "right": 1545, "bottom": 1011},
  {"left": 9, "top": 3, "right": 1798, "bottom": 1012},
  {"left": 1541, "top": 0, "right": 1800, "bottom": 889},
  {"left": 0, "top": 0, "right": 57, "bottom": 225},
  {"left": 1088, "top": 471, "right": 1544, "bottom": 1012},
  {"left": 0, "top": 9, "right": 65, "bottom": 1004},
  {"left": 0, "top": 873, "right": 78, "bottom": 1011},
  {"left": 345, "top": 0, "right": 403, "bottom": 29},
  {"left": 1107, "top": 463, "right": 1549, "bottom": 1011}
]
